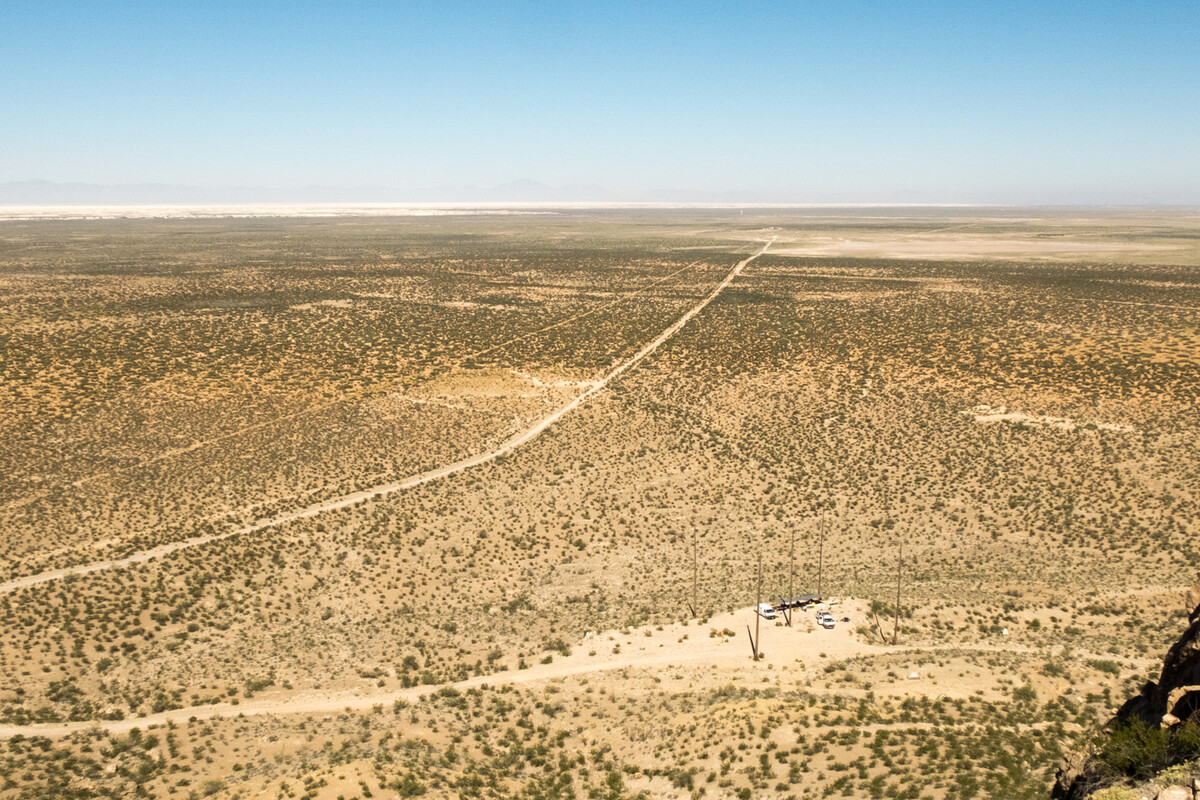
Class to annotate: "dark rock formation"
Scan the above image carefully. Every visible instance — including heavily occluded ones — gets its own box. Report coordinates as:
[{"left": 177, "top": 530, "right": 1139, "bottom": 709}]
[
  {"left": 1053, "top": 575, "right": 1200, "bottom": 799},
  {"left": 1126, "top": 574, "right": 1200, "bottom": 728}
]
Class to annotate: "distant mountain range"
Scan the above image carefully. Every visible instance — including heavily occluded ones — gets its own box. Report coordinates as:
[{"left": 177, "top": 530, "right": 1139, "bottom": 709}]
[
  {"left": 0, "top": 179, "right": 768, "bottom": 205},
  {"left": 5, "top": 181, "right": 1193, "bottom": 208}
]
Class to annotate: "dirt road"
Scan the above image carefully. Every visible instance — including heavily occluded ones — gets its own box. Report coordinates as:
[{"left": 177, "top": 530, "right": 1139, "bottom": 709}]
[
  {"left": 0, "top": 601, "right": 869, "bottom": 738},
  {"left": 0, "top": 599, "right": 1150, "bottom": 739},
  {"left": 0, "top": 259, "right": 709, "bottom": 510},
  {"left": 0, "top": 241, "right": 773, "bottom": 596}
]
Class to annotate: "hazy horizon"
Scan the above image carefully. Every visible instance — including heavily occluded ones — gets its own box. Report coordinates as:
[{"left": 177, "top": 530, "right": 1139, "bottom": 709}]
[{"left": 5, "top": 178, "right": 1200, "bottom": 209}]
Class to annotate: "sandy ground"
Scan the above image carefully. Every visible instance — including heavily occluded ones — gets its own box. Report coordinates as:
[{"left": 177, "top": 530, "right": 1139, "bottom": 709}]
[
  {"left": 1, "top": 260, "right": 705, "bottom": 514},
  {"left": 0, "top": 601, "right": 874, "bottom": 738},
  {"left": 0, "top": 242, "right": 773, "bottom": 595},
  {"left": 0, "top": 202, "right": 1001, "bottom": 221},
  {"left": 0, "top": 597, "right": 1156, "bottom": 740},
  {"left": 767, "top": 235, "right": 1180, "bottom": 261},
  {"left": 966, "top": 405, "right": 1134, "bottom": 432}
]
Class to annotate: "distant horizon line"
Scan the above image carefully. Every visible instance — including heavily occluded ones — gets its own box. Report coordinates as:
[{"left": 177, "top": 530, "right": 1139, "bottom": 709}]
[
  {"left": 5, "top": 200, "right": 1200, "bottom": 223},
  {"left": 2, "top": 180, "right": 1196, "bottom": 211},
  {"left": 4, "top": 199, "right": 1199, "bottom": 209}
]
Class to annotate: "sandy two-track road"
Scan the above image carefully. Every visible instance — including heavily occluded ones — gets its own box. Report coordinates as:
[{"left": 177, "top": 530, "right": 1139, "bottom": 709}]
[
  {"left": 0, "top": 599, "right": 1156, "bottom": 739},
  {"left": 0, "top": 601, "right": 868, "bottom": 738},
  {"left": 0, "top": 240, "right": 773, "bottom": 596}
]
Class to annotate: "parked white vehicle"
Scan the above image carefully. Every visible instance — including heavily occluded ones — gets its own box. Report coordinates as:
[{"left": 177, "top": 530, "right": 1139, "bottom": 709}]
[{"left": 757, "top": 603, "right": 777, "bottom": 620}]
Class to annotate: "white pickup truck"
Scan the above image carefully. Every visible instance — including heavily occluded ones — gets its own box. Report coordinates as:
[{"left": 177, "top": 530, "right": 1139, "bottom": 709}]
[{"left": 816, "top": 611, "right": 835, "bottom": 629}]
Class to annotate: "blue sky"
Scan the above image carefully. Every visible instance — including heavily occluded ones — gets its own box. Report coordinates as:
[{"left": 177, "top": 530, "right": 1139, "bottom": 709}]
[{"left": 2, "top": 1, "right": 1198, "bottom": 203}]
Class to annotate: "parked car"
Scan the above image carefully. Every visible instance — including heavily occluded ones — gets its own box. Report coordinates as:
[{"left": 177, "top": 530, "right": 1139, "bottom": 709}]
[{"left": 757, "top": 603, "right": 777, "bottom": 620}]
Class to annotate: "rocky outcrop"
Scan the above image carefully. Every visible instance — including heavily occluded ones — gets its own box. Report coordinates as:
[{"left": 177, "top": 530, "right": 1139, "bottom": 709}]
[
  {"left": 1054, "top": 750, "right": 1091, "bottom": 799},
  {"left": 1054, "top": 575, "right": 1200, "bottom": 799},
  {"left": 1117, "top": 575, "right": 1200, "bottom": 730}
]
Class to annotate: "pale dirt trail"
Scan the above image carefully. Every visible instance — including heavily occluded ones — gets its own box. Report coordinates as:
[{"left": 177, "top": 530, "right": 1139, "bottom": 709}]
[
  {"left": 3, "top": 259, "right": 705, "bottom": 510},
  {"left": 0, "top": 602, "right": 871, "bottom": 738},
  {"left": 0, "top": 243, "right": 772, "bottom": 596},
  {"left": 0, "top": 645, "right": 760, "bottom": 739},
  {"left": 0, "top": 601, "right": 1108, "bottom": 739}
]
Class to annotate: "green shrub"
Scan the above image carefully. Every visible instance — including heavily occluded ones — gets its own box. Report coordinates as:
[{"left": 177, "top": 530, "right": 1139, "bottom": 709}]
[
  {"left": 1094, "top": 718, "right": 1200, "bottom": 782},
  {"left": 1012, "top": 683, "right": 1038, "bottom": 703},
  {"left": 1089, "top": 659, "right": 1122, "bottom": 676},
  {"left": 394, "top": 772, "right": 427, "bottom": 797}
]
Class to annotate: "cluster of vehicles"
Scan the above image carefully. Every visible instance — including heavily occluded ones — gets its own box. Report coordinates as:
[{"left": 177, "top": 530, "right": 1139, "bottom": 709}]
[{"left": 756, "top": 594, "right": 844, "bottom": 629}]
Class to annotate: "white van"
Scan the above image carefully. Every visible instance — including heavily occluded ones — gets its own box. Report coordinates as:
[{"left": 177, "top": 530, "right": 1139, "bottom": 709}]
[{"left": 757, "top": 603, "right": 777, "bottom": 620}]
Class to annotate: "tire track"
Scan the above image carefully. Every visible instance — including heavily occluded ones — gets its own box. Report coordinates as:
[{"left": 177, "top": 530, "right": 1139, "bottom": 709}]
[{"left": 0, "top": 241, "right": 772, "bottom": 595}]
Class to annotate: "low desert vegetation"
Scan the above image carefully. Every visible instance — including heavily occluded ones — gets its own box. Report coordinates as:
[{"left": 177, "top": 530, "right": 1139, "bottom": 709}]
[{"left": 0, "top": 207, "right": 1197, "bottom": 798}]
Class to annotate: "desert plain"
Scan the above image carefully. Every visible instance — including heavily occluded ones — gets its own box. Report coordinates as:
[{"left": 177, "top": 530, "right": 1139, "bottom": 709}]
[{"left": 0, "top": 206, "right": 1198, "bottom": 799}]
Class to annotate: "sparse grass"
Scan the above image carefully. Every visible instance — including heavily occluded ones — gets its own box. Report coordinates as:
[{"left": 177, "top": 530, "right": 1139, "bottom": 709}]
[{"left": 1, "top": 208, "right": 1197, "bottom": 799}]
